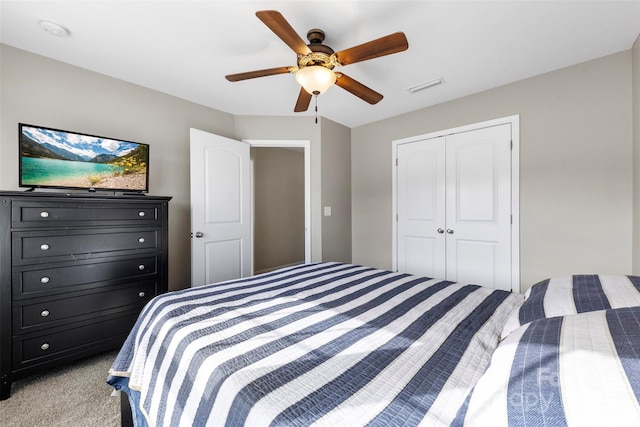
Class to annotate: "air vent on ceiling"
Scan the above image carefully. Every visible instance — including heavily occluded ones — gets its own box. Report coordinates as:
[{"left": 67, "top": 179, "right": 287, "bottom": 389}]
[{"left": 406, "top": 77, "right": 444, "bottom": 94}]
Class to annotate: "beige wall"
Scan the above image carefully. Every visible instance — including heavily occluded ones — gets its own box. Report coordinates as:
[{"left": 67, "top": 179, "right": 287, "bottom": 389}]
[
  {"left": 634, "top": 35, "right": 640, "bottom": 274},
  {"left": 1, "top": 44, "right": 353, "bottom": 289},
  {"left": 233, "top": 115, "right": 323, "bottom": 261},
  {"left": 0, "top": 44, "right": 236, "bottom": 291},
  {"left": 234, "top": 116, "right": 352, "bottom": 265},
  {"left": 3, "top": 42, "right": 635, "bottom": 293},
  {"left": 320, "top": 118, "right": 352, "bottom": 263},
  {"left": 352, "top": 51, "right": 634, "bottom": 291},
  {"left": 251, "top": 147, "right": 305, "bottom": 272}
]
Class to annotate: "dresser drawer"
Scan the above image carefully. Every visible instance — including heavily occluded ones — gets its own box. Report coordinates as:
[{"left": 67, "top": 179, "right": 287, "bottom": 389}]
[
  {"left": 13, "top": 255, "right": 159, "bottom": 299},
  {"left": 13, "top": 280, "right": 157, "bottom": 333},
  {"left": 11, "top": 200, "right": 163, "bottom": 228},
  {"left": 12, "top": 228, "right": 160, "bottom": 265},
  {"left": 13, "top": 311, "right": 139, "bottom": 369}
]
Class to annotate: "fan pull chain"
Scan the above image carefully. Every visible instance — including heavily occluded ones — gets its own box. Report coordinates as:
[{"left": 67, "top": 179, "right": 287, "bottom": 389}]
[{"left": 314, "top": 93, "right": 318, "bottom": 124}]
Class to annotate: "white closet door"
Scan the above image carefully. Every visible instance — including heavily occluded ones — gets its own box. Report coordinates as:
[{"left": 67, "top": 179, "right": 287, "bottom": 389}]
[
  {"left": 445, "top": 124, "right": 512, "bottom": 290},
  {"left": 396, "top": 137, "right": 446, "bottom": 279},
  {"left": 395, "top": 122, "right": 513, "bottom": 291}
]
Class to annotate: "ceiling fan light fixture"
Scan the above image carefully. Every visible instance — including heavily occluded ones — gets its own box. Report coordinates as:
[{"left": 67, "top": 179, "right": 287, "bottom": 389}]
[
  {"left": 295, "top": 66, "right": 336, "bottom": 95},
  {"left": 227, "top": 10, "right": 409, "bottom": 112}
]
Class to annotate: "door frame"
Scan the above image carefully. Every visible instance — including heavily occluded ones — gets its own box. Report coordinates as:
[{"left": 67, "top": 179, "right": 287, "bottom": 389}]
[
  {"left": 391, "top": 115, "right": 520, "bottom": 292},
  {"left": 244, "top": 139, "right": 312, "bottom": 272}
]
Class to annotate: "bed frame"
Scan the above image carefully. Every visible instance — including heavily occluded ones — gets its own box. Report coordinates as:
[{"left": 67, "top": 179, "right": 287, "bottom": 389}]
[{"left": 120, "top": 393, "right": 133, "bottom": 427}]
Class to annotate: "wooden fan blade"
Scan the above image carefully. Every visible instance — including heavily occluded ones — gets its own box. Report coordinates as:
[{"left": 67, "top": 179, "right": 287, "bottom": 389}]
[
  {"left": 294, "top": 87, "right": 312, "bottom": 112},
  {"left": 334, "top": 32, "right": 408, "bottom": 66},
  {"left": 335, "top": 73, "right": 383, "bottom": 105},
  {"left": 225, "top": 66, "right": 292, "bottom": 82},
  {"left": 256, "top": 10, "right": 312, "bottom": 55}
]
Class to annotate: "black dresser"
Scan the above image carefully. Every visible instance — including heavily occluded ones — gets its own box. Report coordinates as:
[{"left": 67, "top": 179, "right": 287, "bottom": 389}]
[{"left": 0, "top": 191, "right": 170, "bottom": 399}]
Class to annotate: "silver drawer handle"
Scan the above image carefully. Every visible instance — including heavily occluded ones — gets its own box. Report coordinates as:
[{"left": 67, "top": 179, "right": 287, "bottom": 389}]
[
  {"left": 40, "top": 276, "right": 50, "bottom": 284},
  {"left": 41, "top": 310, "right": 50, "bottom": 317},
  {"left": 138, "top": 211, "right": 146, "bottom": 217},
  {"left": 138, "top": 264, "right": 145, "bottom": 271},
  {"left": 40, "top": 343, "right": 50, "bottom": 351},
  {"left": 138, "top": 291, "right": 146, "bottom": 298},
  {"left": 138, "top": 237, "right": 145, "bottom": 243},
  {"left": 446, "top": 229, "right": 454, "bottom": 234},
  {"left": 40, "top": 243, "right": 50, "bottom": 251},
  {"left": 40, "top": 211, "right": 49, "bottom": 218}
]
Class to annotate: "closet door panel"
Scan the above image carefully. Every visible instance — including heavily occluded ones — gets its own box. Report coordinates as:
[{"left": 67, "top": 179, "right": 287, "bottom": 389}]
[
  {"left": 449, "top": 239, "right": 498, "bottom": 286},
  {"left": 396, "top": 138, "right": 446, "bottom": 279},
  {"left": 445, "top": 124, "right": 512, "bottom": 290},
  {"left": 403, "top": 237, "right": 439, "bottom": 279},
  {"left": 455, "top": 142, "right": 496, "bottom": 222}
]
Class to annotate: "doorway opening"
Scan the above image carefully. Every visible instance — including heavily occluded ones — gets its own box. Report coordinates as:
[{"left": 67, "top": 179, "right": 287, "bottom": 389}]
[{"left": 246, "top": 140, "right": 311, "bottom": 275}]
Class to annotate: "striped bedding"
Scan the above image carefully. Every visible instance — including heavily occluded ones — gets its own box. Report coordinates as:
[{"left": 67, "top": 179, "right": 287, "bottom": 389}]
[
  {"left": 458, "top": 307, "right": 640, "bottom": 426},
  {"left": 502, "top": 274, "right": 640, "bottom": 338},
  {"left": 107, "top": 262, "right": 522, "bottom": 427}
]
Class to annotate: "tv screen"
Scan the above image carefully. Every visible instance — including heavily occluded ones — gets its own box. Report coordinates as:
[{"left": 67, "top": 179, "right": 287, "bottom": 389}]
[{"left": 19, "top": 123, "right": 149, "bottom": 193}]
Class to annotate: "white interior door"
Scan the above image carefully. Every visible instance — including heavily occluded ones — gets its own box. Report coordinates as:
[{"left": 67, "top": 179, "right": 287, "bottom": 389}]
[
  {"left": 396, "top": 137, "right": 446, "bottom": 278},
  {"left": 445, "top": 124, "right": 512, "bottom": 290},
  {"left": 190, "top": 128, "right": 251, "bottom": 287}
]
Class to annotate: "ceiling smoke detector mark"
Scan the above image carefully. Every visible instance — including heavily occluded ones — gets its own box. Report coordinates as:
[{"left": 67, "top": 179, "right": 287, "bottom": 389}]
[
  {"left": 39, "top": 20, "right": 70, "bottom": 37},
  {"left": 406, "top": 78, "right": 444, "bottom": 94}
]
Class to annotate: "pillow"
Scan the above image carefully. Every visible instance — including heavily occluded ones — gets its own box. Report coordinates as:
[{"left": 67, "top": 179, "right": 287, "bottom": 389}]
[
  {"left": 457, "top": 307, "right": 640, "bottom": 426},
  {"left": 501, "top": 274, "right": 640, "bottom": 338}
]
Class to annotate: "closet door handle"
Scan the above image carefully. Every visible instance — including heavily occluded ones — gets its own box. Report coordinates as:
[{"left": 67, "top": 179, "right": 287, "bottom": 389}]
[
  {"left": 446, "top": 228, "right": 454, "bottom": 234},
  {"left": 437, "top": 228, "right": 444, "bottom": 234}
]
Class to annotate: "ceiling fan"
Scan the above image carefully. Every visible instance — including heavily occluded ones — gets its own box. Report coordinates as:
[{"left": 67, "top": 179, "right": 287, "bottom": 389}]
[{"left": 225, "top": 10, "right": 409, "bottom": 113}]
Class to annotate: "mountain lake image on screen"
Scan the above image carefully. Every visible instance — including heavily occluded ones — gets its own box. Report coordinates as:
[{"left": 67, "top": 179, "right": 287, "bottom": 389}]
[{"left": 19, "top": 124, "right": 149, "bottom": 192}]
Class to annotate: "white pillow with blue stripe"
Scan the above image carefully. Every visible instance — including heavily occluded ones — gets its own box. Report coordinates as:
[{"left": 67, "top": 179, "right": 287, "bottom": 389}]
[
  {"left": 502, "top": 274, "right": 640, "bottom": 338},
  {"left": 458, "top": 306, "right": 640, "bottom": 426}
]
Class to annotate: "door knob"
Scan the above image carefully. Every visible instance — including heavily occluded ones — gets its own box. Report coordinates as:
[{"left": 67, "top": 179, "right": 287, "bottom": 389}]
[
  {"left": 446, "top": 228, "right": 454, "bottom": 234},
  {"left": 437, "top": 228, "right": 444, "bottom": 234},
  {"left": 194, "top": 231, "right": 204, "bottom": 238}
]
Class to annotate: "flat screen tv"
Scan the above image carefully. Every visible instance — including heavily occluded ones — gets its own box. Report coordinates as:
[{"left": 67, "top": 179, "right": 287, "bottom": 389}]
[{"left": 19, "top": 123, "right": 149, "bottom": 193}]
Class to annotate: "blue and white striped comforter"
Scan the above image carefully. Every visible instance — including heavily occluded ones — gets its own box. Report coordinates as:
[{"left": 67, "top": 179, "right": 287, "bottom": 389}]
[
  {"left": 108, "top": 263, "right": 522, "bottom": 427},
  {"left": 501, "top": 274, "right": 640, "bottom": 338},
  {"left": 459, "top": 307, "right": 640, "bottom": 426}
]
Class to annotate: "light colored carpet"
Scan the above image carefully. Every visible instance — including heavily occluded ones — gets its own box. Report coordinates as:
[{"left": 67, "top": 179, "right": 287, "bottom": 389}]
[{"left": 0, "top": 350, "right": 120, "bottom": 427}]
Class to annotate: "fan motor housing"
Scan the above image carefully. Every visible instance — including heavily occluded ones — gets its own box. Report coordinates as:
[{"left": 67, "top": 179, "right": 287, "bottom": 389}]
[{"left": 299, "top": 28, "right": 335, "bottom": 69}]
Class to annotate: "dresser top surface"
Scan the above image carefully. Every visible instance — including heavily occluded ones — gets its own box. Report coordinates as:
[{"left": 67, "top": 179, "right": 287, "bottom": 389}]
[{"left": 0, "top": 190, "right": 171, "bottom": 202}]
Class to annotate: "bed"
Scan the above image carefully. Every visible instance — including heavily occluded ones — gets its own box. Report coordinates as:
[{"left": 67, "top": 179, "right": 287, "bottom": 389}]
[{"left": 107, "top": 263, "right": 640, "bottom": 426}]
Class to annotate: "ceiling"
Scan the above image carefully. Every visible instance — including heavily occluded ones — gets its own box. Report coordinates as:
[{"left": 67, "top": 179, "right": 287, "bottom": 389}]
[{"left": 1, "top": 1, "right": 639, "bottom": 128}]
